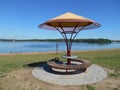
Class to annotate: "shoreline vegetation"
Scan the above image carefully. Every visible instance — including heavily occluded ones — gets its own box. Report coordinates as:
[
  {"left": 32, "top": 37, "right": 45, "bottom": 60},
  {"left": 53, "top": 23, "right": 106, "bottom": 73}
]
[{"left": 0, "top": 38, "right": 119, "bottom": 44}]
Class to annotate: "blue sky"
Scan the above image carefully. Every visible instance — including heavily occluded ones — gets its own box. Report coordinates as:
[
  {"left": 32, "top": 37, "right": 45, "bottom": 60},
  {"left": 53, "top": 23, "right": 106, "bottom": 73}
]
[{"left": 0, "top": 0, "right": 120, "bottom": 40}]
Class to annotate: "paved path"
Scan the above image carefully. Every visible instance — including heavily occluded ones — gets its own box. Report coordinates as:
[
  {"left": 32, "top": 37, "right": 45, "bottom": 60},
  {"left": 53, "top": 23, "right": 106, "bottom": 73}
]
[{"left": 32, "top": 64, "right": 107, "bottom": 85}]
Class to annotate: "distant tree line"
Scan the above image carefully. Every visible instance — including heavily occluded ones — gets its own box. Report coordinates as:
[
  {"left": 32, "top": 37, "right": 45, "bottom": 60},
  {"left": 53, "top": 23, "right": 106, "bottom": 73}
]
[
  {"left": 74, "top": 38, "right": 112, "bottom": 44},
  {"left": 0, "top": 38, "right": 119, "bottom": 44}
]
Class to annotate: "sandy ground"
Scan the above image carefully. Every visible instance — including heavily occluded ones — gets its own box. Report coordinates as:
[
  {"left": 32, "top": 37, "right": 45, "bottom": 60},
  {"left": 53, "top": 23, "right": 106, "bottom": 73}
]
[{"left": 0, "top": 68, "right": 120, "bottom": 90}]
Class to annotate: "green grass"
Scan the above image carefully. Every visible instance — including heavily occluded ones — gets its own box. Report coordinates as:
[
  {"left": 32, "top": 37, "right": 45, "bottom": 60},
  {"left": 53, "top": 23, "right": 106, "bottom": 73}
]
[
  {"left": 80, "top": 85, "right": 95, "bottom": 90},
  {"left": 73, "top": 49, "right": 120, "bottom": 71},
  {"left": 0, "top": 87, "right": 3, "bottom": 90},
  {"left": 113, "top": 87, "right": 119, "bottom": 90},
  {"left": 86, "top": 85, "right": 95, "bottom": 90},
  {"left": 0, "top": 53, "right": 61, "bottom": 75},
  {"left": 0, "top": 49, "right": 120, "bottom": 76}
]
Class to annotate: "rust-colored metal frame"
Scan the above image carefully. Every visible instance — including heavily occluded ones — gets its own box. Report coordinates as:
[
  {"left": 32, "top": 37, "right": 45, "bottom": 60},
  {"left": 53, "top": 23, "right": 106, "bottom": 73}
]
[{"left": 54, "top": 23, "right": 85, "bottom": 65}]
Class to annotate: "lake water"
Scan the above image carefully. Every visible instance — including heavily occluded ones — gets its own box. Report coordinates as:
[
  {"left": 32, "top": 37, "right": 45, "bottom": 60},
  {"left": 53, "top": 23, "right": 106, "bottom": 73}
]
[{"left": 0, "top": 41, "right": 120, "bottom": 53}]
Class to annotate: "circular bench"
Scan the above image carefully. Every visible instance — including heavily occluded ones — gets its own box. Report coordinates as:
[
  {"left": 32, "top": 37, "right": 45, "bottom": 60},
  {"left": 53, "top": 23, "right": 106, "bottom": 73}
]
[{"left": 47, "top": 57, "right": 91, "bottom": 72}]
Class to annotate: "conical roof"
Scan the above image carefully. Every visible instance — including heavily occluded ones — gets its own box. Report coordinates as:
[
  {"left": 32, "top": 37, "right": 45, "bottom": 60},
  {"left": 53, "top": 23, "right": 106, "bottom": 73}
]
[
  {"left": 38, "top": 12, "right": 101, "bottom": 30},
  {"left": 51, "top": 12, "right": 94, "bottom": 22}
]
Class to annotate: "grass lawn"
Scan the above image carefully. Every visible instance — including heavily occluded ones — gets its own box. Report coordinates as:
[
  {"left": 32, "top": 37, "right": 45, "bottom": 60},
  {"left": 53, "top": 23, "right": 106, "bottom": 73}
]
[
  {"left": 0, "top": 49, "right": 120, "bottom": 90},
  {"left": 0, "top": 52, "right": 60, "bottom": 75},
  {"left": 0, "top": 49, "right": 120, "bottom": 76}
]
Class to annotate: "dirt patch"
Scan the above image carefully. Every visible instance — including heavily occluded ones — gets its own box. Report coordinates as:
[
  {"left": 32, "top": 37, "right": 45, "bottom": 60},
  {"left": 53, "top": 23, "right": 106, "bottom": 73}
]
[{"left": 0, "top": 68, "right": 120, "bottom": 90}]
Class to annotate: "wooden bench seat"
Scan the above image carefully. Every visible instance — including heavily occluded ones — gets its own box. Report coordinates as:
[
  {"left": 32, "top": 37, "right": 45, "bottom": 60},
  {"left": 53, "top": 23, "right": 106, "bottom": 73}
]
[{"left": 47, "top": 58, "right": 91, "bottom": 72}]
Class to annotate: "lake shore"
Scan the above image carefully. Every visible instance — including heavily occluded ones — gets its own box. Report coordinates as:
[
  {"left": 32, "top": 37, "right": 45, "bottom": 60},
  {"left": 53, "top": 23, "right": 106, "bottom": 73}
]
[{"left": 0, "top": 48, "right": 120, "bottom": 56}]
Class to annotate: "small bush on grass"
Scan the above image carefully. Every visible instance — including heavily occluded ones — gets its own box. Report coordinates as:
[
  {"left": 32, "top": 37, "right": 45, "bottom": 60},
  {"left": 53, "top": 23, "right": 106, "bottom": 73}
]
[{"left": 86, "top": 85, "right": 95, "bottom": 90}]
